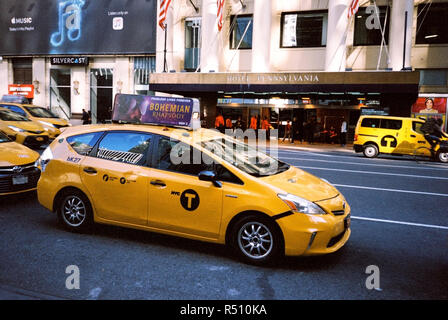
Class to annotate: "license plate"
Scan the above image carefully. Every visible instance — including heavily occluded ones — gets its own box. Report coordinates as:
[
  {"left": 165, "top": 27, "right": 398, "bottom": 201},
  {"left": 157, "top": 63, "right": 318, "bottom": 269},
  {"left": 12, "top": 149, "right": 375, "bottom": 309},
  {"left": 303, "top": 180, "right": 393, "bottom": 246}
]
[
  {"left": 36, "top": 137, "right": 44, "bottom": 141},
  {"left": 13, "top": 175, "right": 28, "bottom": 185}
]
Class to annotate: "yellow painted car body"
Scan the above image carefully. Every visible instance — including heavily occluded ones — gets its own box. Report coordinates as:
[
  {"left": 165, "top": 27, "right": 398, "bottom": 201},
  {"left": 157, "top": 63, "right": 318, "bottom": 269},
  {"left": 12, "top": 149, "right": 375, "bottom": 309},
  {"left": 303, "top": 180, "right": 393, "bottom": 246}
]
[
  {"left": 0, "top": 132, "right": 41, "bottom": 195},
  {"left": 0, "top": 107, "right": 50, "bottom": 148},
  {"left": 37, "top": 124, "right": 351, "bottom": 263},
  {"left": 354, "top": 115, "right": 448, "bottom": 160},
  {"left": 0, "top": 103, "right": 70, "bottom": 140}
]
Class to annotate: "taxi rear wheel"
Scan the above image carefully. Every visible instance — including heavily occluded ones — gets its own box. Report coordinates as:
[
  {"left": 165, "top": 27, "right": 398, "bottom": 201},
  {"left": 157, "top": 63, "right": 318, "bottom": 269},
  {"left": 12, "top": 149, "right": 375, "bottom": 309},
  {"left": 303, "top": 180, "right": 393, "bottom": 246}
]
[
  {"left": 231, "top": 215, "right": 283, "bottom": 265},
  {"left": 363, "top": 144, "right": 379, "bottom": 158},
  {"left": 57, "top": 190, "right": 93, "bottom": 232}
]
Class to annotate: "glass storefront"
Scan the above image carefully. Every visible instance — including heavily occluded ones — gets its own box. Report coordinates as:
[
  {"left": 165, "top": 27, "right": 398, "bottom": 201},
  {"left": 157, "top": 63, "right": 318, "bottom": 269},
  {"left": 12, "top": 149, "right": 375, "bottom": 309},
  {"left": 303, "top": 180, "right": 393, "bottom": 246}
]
[
  {"left": 90, "top": 68, "right": 113, "bottom": 124},
  {"left": 50, "top": 68, "right": 71, "bottom": 120}
]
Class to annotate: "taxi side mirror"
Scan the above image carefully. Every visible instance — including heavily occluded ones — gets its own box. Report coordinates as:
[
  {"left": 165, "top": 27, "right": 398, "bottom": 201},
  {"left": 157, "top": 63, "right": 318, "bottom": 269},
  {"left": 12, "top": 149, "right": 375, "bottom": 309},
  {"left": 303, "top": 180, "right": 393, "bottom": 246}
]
[{"left": 198, "top": 170, "right": 222, "bottom": 188}]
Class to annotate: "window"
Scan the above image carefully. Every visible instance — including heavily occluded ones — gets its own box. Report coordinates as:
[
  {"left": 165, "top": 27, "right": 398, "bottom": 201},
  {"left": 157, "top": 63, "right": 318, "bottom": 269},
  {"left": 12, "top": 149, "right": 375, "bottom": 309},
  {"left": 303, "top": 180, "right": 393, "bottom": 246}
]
[
  {"left": 50, "top": 69, "right": 71, "bottom": 119},
  {"left": 416, "top": 3, "right": 448, "bottom": 44},
  {"left": 230, "top": 15, "right": 253, "bottom": 49},
  {"left": 154, "top": 136, "right": 243, "bottom": 184},
  {"left": 96, "top": 132, "right": 152, "bottom": 165},
  {"left": 418, "top": 69, "right": 448, "bottom": 86},
  {"left": 354, "top": 6, "right": 389, "bottom": 46},
  {"left": 281, "top": 11, "right": 327, "bottom": 48},
  {"left": 12, "top": 58, "right": 32, "bottom": 85},
  {"left": 184, "top": 18, "right": 201, "bottom": 71},
  {"left": 380, "top": 119, "right": 402, "bottom": 130},
  {"left": 0, "top": 105, "right": 27, "bottom": 117},
  {"left": 361, "top": 118, "right": 380, "bottom": 128},
  {"left": 412, "top": 121, "right": 425, "bottom": 135},
  {"left": 67, "top": 132, "right": 104, "bottom": 156}
]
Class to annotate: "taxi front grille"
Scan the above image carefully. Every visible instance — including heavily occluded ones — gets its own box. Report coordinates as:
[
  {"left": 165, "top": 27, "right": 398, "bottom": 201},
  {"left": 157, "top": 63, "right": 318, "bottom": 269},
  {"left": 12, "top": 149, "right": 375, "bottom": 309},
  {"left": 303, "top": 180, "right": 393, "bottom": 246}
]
[
  {"left": 0, "top": 162, "right": 36, "bottom": 173},
  {"left": 332, "top": 210, "right": 345, "bottom": 216},
  {"left": 0, "top": 169, "right": 40, "bottom": 193},
  {"left": 53, "top": 124, "right": 69, "bottom": 129}
]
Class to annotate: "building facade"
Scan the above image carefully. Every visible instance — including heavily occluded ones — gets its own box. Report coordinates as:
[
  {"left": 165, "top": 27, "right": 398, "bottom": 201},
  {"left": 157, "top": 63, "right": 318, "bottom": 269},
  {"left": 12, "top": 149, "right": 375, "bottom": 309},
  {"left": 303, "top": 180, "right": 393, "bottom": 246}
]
[{"left": 0, "top": 0, "right": 447, "bottom": 135}]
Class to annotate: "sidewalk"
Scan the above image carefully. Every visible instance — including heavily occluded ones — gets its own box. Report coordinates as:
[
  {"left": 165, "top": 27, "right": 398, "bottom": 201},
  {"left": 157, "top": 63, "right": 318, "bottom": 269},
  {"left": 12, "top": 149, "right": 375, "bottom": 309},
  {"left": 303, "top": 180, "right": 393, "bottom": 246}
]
[{"left": 266, "top": 139, "right": 355, "bottom": 154}]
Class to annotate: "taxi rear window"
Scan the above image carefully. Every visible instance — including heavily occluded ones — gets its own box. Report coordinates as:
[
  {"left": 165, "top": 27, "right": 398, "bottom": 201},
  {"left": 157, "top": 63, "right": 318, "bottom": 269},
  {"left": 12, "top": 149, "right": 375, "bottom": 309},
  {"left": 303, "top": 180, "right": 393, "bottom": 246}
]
[
  {"left": 361, "top": 118, "right": 380, "bottom": 128},
  {"left": 67, "top": 132, "right": 104, "bottom": 155},
  {"left": 360, "top": 118, "right": 402, "bottom": 130}
]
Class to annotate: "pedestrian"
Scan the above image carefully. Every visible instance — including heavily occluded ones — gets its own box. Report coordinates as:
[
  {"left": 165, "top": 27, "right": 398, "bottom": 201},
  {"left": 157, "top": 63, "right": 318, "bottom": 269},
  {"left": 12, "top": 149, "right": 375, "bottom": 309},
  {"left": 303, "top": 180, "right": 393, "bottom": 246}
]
[
  {"left": 261, "top": 116, "right": 271, "bottom": 140},
  {"left": 81, "top": 109, "right": 89, "bottom": 125},
  {"left": 340, "top": 118, "right": 347, "bottom": 147},
  {"left": 87, "top": 111, "right": 92, "bottom": 124},
  {"left": 292, "top": 117, "right": 300, "bottom": 144},
  {"left": 282, "top": 120, "right": 292, "bottom": 143},
  {"left": 235, "top": 116, "right": 244, "bottom": 131},
  {"left": 215, "top": 111, "right": 225, "bottom": 133}
]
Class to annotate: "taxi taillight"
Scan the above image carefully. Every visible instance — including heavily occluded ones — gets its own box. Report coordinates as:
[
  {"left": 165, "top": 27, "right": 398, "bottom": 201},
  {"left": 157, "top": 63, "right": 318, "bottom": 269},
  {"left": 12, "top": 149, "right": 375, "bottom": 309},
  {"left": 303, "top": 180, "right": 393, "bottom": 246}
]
[{"left": 354, "top": 134, "right": 358, "bottom": 142}]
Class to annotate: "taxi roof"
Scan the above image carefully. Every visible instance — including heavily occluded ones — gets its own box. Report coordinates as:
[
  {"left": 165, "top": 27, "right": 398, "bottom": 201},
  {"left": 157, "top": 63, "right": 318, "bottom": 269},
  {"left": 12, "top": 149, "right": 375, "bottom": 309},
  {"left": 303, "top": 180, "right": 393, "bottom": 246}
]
[
  {"left": 59, "top": 123, "right": 225, "bottom": 143},
  {"left": 359, "top": 115, "right": 425, "bottom": 122}
]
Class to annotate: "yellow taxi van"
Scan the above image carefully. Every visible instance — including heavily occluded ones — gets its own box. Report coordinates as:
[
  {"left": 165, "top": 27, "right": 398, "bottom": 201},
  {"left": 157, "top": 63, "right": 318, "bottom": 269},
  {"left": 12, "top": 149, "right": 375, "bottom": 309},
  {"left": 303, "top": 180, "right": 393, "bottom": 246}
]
[
  {"left": 37, "top": 94, "right": 351, "bottom": 265},
  {"left": 0, "top": 96, "right": 70, "bottom": 140},
  {"left": 0, "top": 131, "right": 40, "bottom": 196},
  {"left": 0, "top": 107, "right": 50, "bottom": 148},
  {"left": 353, "top": 115, "right": 448, "bottom": 162}
]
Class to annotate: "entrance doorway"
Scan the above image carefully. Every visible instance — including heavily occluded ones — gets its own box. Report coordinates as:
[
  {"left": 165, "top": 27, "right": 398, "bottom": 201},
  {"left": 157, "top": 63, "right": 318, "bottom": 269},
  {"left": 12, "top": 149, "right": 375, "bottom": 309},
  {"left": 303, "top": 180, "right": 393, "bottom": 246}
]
[{"left": 90, "top": 68, "right": 113, "bottom": 123}]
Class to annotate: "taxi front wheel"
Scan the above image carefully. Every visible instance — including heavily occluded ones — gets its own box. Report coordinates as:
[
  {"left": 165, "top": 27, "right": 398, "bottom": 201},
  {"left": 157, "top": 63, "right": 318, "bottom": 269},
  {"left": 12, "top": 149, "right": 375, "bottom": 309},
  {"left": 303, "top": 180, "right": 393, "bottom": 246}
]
[
  {"left": 231, "top": 215, "right": 283, "bottom": 265},
  {"left": 57, "top": 190, "right": 93, "bottom": 232}
]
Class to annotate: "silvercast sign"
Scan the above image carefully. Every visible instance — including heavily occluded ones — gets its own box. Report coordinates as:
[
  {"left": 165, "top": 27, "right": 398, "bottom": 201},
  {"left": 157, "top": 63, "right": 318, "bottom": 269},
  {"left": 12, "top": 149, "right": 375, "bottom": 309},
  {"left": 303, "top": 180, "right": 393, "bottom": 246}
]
[{"left": 50, "top": 57, "right": 89, "bottom": 65}]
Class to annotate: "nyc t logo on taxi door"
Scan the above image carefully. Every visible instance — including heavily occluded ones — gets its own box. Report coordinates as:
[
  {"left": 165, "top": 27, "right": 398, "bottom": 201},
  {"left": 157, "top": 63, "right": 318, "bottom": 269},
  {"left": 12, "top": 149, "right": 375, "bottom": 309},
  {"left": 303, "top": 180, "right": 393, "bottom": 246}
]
[
  {"left": 50, "top": 0, "right": 85, "bottom": 47},
  {"left": 180, "top": 189, "right": 200, "bottom": 211}
]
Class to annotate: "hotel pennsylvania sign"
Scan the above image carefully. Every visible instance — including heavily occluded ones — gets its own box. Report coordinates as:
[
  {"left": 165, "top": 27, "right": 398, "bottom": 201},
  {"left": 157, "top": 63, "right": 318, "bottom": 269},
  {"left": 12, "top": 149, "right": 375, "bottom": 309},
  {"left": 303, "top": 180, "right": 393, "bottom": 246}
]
[{"left": 227, "top": 73, "right": 320, "bottom": 84}]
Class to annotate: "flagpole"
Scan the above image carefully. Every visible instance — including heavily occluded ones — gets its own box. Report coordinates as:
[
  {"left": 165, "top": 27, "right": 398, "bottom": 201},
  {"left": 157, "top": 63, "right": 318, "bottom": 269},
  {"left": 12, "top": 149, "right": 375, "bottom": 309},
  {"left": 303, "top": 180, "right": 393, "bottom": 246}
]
[{"left": 163, "top": 23, "right": 167, "bottom": 73}]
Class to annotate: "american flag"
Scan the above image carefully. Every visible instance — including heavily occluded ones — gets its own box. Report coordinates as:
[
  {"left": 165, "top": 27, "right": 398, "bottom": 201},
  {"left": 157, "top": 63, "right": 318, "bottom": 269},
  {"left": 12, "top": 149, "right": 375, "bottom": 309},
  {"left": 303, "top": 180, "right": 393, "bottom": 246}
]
[
  {"left": 217, "top": 0, "right": 225, "bottom": 31},
  {"left": 159, "top": 0, "right": 172, "bottom": 30},
  {"left": 347, "top": 0, "right": 360, "bottom": 19}
]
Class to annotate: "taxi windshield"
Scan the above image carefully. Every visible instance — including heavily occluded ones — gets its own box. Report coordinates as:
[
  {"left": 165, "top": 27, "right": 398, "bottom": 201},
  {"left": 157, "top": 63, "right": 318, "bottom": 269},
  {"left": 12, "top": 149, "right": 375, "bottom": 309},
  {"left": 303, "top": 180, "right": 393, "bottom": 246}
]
[
  {"left": 25, "top": 106, "right": 59, "bottom": 118},
  {"left": 0, "top": 109, "right": 30, "bottom": 121},
  {"left": 201, "top": 138, "right": 290, "bottom": 177},
  {"left": 0, "top": 131, "right": 11, "bottom": 143}
]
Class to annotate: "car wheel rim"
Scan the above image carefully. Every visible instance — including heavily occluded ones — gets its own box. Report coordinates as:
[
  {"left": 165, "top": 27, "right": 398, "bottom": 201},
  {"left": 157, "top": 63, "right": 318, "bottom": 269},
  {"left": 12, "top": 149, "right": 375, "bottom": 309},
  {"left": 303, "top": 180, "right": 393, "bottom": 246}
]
[
  {"left": 365, "top": 147, "right": 376, "bottom": 157},
  {"left": 62, "top": 196, "right": 86, "bottom": 227},
  {"left": 439, "top": 152, "right": 448, "bottom": 163},
  {"left": 238, "top": 222, "right": 273, "bottom": 260}
]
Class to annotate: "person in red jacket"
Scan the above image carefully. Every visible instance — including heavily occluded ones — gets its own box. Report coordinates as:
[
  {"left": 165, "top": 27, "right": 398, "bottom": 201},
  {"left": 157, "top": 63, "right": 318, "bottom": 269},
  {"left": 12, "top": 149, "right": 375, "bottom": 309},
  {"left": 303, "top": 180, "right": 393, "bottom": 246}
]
[{"left": 215, "top": 112, "right": 225, "bottom": 133}]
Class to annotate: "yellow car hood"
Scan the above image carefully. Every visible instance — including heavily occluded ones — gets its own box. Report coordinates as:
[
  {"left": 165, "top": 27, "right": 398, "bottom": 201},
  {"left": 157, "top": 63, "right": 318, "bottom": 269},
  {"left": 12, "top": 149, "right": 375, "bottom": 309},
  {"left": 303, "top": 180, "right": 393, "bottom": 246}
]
[
  {"left": 0, "top": 142, "right": 39, "bottom": 166},
  {"left": 4, "top": 120, "right": 45, "bottom": 132},
  {"left": 260, "top": 166, "right": 339, "bottom": 202},
  {"left": 35, "top": 117, "right": 69, "bottom": 126}
]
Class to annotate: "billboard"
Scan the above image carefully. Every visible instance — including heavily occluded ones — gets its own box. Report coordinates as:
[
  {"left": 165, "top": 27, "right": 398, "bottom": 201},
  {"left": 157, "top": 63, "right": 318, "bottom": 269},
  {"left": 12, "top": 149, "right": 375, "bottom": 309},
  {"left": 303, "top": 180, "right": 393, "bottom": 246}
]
[
  {"left": 112, "top": 94, "right": 201, "bottom": 129},
  {"left": 0, "top": 0, "right": 157, "bottom": 56}
]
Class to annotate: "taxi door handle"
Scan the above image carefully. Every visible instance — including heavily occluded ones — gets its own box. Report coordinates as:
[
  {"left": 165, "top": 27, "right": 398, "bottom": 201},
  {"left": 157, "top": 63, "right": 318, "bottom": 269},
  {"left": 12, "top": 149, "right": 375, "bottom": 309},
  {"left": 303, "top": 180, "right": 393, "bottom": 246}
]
[
  {"left": 150, "top": 180, "right": 166, "bottom": 187},
  {"left": 83, "top": 167, "right": 97, "bottom": 174},
  {"left": 410, "top": 134, "right": 416, "bottom": 138}
]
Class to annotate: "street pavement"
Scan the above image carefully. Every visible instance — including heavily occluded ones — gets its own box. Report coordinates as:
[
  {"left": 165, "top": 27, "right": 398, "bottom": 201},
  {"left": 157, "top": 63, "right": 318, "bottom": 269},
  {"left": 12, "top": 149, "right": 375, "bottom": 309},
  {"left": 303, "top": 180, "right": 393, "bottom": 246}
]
[{"left": 0, "top": 142, "right": 447, "bottom": 301}]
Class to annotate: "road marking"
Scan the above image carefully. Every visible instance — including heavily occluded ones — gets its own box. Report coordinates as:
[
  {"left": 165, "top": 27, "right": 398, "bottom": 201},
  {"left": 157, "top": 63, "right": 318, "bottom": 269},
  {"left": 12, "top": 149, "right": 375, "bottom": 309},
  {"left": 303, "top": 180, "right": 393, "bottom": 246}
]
[
  {"left": 282, "top": 157, "right": 448, "bottom": 172},
  {"left": 297, "top": 166, "right": 448, "bottom": 180},
  {"left": 333, "top": 183, "right": 448, "bottom": 197},
  {"left": 351, "top": 216, "right": 448, "bottom": 230}
]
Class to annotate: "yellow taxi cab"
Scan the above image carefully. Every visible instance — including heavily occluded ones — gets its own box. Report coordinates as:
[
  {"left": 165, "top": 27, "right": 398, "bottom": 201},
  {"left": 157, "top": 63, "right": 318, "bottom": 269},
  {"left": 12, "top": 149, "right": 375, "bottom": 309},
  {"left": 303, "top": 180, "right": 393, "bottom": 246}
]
[
  {"left": 0, "top": 131, "right": 41, "bottom": 196},
  {"left": 37, "top": 94, "right": 351, "bottom": 265},
  {"left": 0, "top": 102, "right": 70, "bottom": 140},
  {"left": 0, "top": 107, "right": 50, "bottom": 148},
  {"left": 353, "top": 115, "right": 448, "bottom": 162}
]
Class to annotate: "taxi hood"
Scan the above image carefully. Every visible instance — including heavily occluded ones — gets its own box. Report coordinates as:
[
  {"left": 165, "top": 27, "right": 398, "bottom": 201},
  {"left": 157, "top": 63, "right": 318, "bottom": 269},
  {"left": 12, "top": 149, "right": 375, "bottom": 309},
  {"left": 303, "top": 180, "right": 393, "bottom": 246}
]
[
  {"left": 260, "top": 166, "right": 339, "bottom": 202},
  {"left": 35, "top": 117, "right": 69, "bottom": 126},
  {"left": 0, "top": 142, "right": 39, "bottom": 166},
  {"left": 5, "top": 120, "right": 45, "bottom": 132}
]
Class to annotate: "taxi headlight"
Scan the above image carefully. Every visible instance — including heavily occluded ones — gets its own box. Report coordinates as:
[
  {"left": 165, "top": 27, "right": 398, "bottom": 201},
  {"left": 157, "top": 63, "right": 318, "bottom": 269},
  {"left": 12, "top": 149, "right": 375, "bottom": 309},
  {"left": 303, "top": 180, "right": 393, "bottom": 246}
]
[
  {"left": 278, "top": 193, "right": 326, "bottom": 215},
  {"left": 39, "top": 146, "right": 54, "bottom": 172},
  {"left": 8, "top": 125, "right": 25, "bottom": 132}
]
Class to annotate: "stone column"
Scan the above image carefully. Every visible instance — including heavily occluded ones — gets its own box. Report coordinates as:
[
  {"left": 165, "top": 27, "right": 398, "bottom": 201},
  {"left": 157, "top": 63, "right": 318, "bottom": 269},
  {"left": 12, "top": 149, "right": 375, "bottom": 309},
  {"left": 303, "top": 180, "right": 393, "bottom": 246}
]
[
  {"left": 251, "top": 0, "right": 271, "bottom": 72},
  {"left": 325, "top": 0, "right": 350, "bottom": 71},
  {"left": 388, "top": 0, "right": 413, "bottom": 70}
]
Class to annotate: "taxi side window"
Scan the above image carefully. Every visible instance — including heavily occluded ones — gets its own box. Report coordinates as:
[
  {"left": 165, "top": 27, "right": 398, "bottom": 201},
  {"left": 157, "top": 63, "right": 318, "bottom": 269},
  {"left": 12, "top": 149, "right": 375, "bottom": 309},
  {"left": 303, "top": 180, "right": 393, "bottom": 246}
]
[
  {"left": 67, "top": 132, "right": 104, "bottom": 155},
  {"left": 0, "top": 104, "right": 26, "bottom": 117},
  {"left": 380, "top": 119, "right": 402, "bottom": 130},
  {"left": 412, "top": 122, "right": 425, "bottom": 134},
  {"left": 361, "top": 118, "right": 380, "bottom": 128},
  {"left": 154, "top": 136, "right": 243, "bottom": 184},
  {"left": 96, "top": 132, "right": 152, "bottom": 165}
]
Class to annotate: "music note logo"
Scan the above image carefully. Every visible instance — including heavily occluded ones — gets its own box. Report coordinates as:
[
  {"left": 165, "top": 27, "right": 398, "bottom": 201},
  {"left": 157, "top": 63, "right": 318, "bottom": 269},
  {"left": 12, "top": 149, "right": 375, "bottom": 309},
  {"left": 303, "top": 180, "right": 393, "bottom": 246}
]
[{"left": 50, "top": 0, "right": 85, "bottom": 47}]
